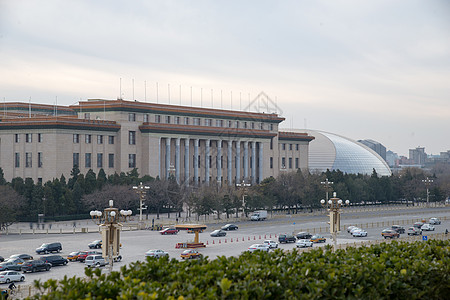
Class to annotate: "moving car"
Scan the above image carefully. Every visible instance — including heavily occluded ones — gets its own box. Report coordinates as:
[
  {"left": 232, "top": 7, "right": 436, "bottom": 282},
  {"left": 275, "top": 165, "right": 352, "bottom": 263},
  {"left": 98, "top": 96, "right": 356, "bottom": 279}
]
[
  {"left": 180, "top": 249, "right": 202, "bottom": 259},
  {"left": 21, "top": 260, "right": 52, "bottom": 273},
  {"left": 296, "top": 239, "right": 313, "bottom": 248},
  {"left": 9, "top": 254, "right": 33, "bottom": 261},
  {"left": 421, "top": 223, "right": 435, "bottom": 231},
  {"left": 310, "top": 235, "right": 326, "bottom": 243},
  {"left": 413, "top": 222, "right": 424, "bottom": 229},
  {"left": 352, "top": 230, "right": 368, "bottom": 237},
  {"left": 391, "top": 225, "right": 405, "bottom": 234},
  {"left": 429, "top": 218, "right": 441, "bottom": 225},
  {"left": 40, "top": 255, "right": 68, "bottom": 266},
  {"left": 85, "top": 255, "right": 108, "bottom": 268},
  {"left": 35, "top": 242, "right": 62, "bottom": 254},
  {"left": 247, "top": 244, "right": 270, "bottom": 252},
  {"left": 296, "top": 232, "right": 312, "bottom": 239},
  {"left": 67, "top": 251, "right": 82, "bottom": 262},
  {"left": 0, "top": 271, "right": 25, "bottom": 283},
  {"left": 0, "top": 256, "right": 3, "bottom": 263},
  {"left": 221, "top": 224, "right": 238, "bottom": 231},
  {"left": 347, "top": 226, "right": 358, "bottom": 233},
  {"left": 263, "top": 240, "right": 278, "bottom": 249},
  {"left": 407, "top": 227, "right": 422, "bottom": 236},
  {"left": 0, "top": 261, "right": 22, "bottom": 271},
  {"left": 210, "top": 229, "right": 227, "bottom": 237},
  {"left": 278, "top": 234, "right": 296, "bottom": 243},
  {"left": 381, "top": 229, "right": 399, "bottom": 239},
  {"left": 77, "top": 250, "right": 101, "bottom": 262},
  {"left": 159, "top": 228, "right": 178, "bottom": 235},
  {"left": 145, "top": 250, "right": 169, "bottom": 258},
  {"left": 187, "top": 229, "right": 204, "bottom": 233},
  {"left": 88, "top": 240, "right": 102, "bottom": 249},
  {"left": 349, "top": 227, "right": 361, "bottom": 235}
]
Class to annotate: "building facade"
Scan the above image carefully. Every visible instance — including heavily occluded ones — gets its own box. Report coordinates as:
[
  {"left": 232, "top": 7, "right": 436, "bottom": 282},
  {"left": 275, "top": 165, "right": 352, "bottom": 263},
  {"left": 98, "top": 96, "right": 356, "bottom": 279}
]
[{"left": 0, "top": 99, "right": 314, "bottom": 185}]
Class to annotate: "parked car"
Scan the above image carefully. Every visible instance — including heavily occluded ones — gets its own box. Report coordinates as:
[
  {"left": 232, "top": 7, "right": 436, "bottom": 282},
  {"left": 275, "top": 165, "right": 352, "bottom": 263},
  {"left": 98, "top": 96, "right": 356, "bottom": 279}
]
[
  {"left": 77, "top": 250, "right": 101, "bottom": 262},
  {"left": 391, "top": 225, "right": 405, "bottom": 234},
  {"left": 429, "top": 218, "right": 441, "bottom": 225},
  {"left": 310, "top": 235, "right": 326, "bottom": 243},
  {"left": 159, "top": 228, "right": 178, "bottom": 235},
  {"left": 263, "top": 240, "right": 278, "bottom": 249},
  {"left": 349, "top": 227, "right": 361, "bottom": 235},
  {"left": 88, "top": 240, "right": 102, "bottom": 249},
  {"left": 413, "top": 222, "right": 424, "bottom": 229},
  {"left": 381, "top": 229, "right": 400, "bottom": 239},
  {"left": 0, "top": 256, "right": 3, "bottom": 263},
  {"left": 35, "top": 242, "right": 62, "bottom": 254},
  {"left": 40, "top": 255, "right": 68, "bottom": 266},
  {"left": 9, "top": 254, "right": 33, "bottom": 261},
  {"left": 0, "top": 271, "right": 25, "bottom": 283},
  {"left": 4, "top": 258, "right": 25, "bottom": 265},
  {"left": 247, "top": 244, "right": 270, "bottom": 252},
  {"left": 180, "top": 249, "right": 202, "bottom": 259},
  {"left": 421, "top": 223, "right": 435, "bottom": 231},
  {"left": 296, "top": 239, "right": 313, "bottom": 248},
  {"left": 210, "top": 229, "right": 227, "bottom": 237},
  {"left": 278, "top": 234, "right": 296, "bottom": 243},
  {"left": 347, "top": 226, "right": 358, "bottom": 233},
  {"left": 67, "top": 251, "right": 82, "bottom": 262},
  {"left": 352, "top": 230, "right": 368, "bottom": 237},
  {"left": 145, "top": 250, "right": 169, "bottom": 258},
  {"left": 21, "top": 260, "right": 52, "bottom": 273},
  {"left": 221, "top": 224, "right": 238, "bottom": 231},
  {"left": 407, "top": 227, "right": 422, "bottom": 236},
  {"left": 85, "top": 255, "right": 108, "bottom": 268},
  {"left": 0, "top": 261, "right": 23, "bottom": 271},
  {"left": 296, "top": 232, "right": 312, "bottom": 239}
]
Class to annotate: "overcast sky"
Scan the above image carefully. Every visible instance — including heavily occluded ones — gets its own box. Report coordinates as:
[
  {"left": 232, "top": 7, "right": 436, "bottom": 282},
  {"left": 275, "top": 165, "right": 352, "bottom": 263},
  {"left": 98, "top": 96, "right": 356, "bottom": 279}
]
[{"left": 1, "top": 0, "right": 449, "bottom": 156}]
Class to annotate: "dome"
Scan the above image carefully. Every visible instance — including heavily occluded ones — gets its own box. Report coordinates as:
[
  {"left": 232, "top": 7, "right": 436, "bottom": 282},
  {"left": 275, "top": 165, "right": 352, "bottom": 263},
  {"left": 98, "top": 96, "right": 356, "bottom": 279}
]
[{"left": 295, "top": 130, "right": 392, "bottom": 176}]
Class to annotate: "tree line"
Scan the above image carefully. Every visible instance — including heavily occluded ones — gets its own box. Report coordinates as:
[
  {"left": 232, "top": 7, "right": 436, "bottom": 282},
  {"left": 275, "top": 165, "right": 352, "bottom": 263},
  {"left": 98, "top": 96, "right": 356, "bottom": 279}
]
[{"left": 0, "top": 163, "right": 449, "bottom": 229}]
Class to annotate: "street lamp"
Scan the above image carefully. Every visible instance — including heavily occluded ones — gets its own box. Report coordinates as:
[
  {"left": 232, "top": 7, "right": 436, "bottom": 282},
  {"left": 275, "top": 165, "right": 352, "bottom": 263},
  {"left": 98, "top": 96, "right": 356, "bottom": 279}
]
[
  {"left": 320, "top": 178, "right": 334, "bottom": 202},
  {"left": 422, "top": 177, "right": 433, "bottom": 207},
  {"left": 236, "top": 179, "right": 251, "bottom": 217},
  {"left": 133, "top": 182, "right": 150, "bottom": 227},
  {"left": 90, "top": 199, "right": 132, "bottom": 273},
  {"left": 320, "top": 192, "right": 350, "bottom": 252}
]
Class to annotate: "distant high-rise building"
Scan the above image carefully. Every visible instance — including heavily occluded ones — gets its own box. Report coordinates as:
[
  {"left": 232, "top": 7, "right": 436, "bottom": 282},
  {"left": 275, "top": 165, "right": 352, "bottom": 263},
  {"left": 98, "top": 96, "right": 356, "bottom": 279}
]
[
  {"left": 409, "top": 147, "right": 427, "bottom": 166},
  {"left": 385, "top": 150, "right": 398, "bottom": 167},
  {"left": 357, "top": 139, "right": 386, "bottom": 161}
]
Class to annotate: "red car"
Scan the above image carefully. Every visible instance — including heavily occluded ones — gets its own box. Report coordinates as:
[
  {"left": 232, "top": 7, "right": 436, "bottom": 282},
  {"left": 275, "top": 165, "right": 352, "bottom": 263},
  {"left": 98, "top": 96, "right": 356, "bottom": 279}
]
[
  {"left": 77, "top": 250, "right": 101, "bottom": 262},
  {"left": 159, "top": 228, "right": 178, "bottom": 235}
]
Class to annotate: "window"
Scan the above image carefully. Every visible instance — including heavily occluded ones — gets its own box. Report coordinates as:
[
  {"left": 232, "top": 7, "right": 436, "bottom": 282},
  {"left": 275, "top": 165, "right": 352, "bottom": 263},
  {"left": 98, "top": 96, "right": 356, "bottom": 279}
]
[
  {"left": 108, "top": 154, "right": 114, "bottom": 168},
  {"left": 251, "top": 122, "right": 255, "bottom": 129},
  {"left": 85, "top": 134, "right": 92, "bottom": 144},
  {"left": 128, "top": 113, "right": 136, "bottom": 122},
  {"left": 143, "top": 114, "right": 149, "bottom": 122},
  {"left": 26, "top": 133, "right": 32, "bottom": 143},
  {"left": 198, "top": 155, "right": 201, "bottom": 167},
  {"left": 15, "top": 153, "right": 20, "bottom": 168},
  {"left": 235, "top": 121, "right": 239, "bottom": 128},
  {"left": 205, "top": 119, "right": 212, "bottom": 126},
  {"left": 289, "top": 144, "right": 293, "bottom": 151},
  {"left": 193, "top": 118, "right": 200, "bottom": 125},
  {"left": 270, "top": 157, "right": 273, "bottom": 169},
  {"left": 73, "top": 134, "right": 79, "bottom": 143},
  {"left": 281, "top": 157, "right": 286, "bottom": 168},
  {"left": 129, "top": 131, "right": 136, "bottom": 145},
  {"left": 108, "top": 136, "right": 114, "bottom": 144},
  {"left": 85, "top": 153, "right": 92, "bottom": 168},
  {"left": 15, "top": 134, "right": 20, "bottom": 143},
  {"left": 97, "top": 153, "right": 103, "bottom": 168},
  {"left": 26, "top": 153, "right": 32, "bottom": 168},
  {"left": 216, "top": 120, "right": 223, "bottom": 127},
  {"left": 289, "top": 157, "right": 292, "bottom": 169},
  {"left": 243, "top": 122, "right": 247, "bottom": 128},
  {"left": 228, "top": 120, "right": 232, "bottom": 127},
  {"left": 73, "top": 153, "right": 80, "bottom": 167},
  {"left": 282, "top": 143, "right": 286, "bottom": 150},
  {"left": 84, "top": 113, "right": 90, "bottom": 120},
  {"left": 260, "top": 123, "right": 264, "bottom": 130},
  {"left": 184, "top": 117, "right": 189, "bottom": 125},
  {"left": 97, "top": 135, "right": 103, "bottom": 144},
  {"left": 38, "top": 152, "right": 43, "bottom": 168},
  {"left": 155, "top": 115, "right": 161, "bottom": 123},
  {"left": 270, "top": 138, "right": 273, "bottom": 150},
  {"left": 296, "top": 144, "right": 299, "bottom": 151},
  {"left": 165, "top": 116, "right": 171, "bottom": 124},
  {"left": 209, "top": 155, "right": 212, "bottom": 168},
  {"left": 38, "top": 133, "right": 43, "bottom": 143},
  {"left": 270, "top": 124, "right": 273, "bottom": 131},
  {"left": 175, "top": 116, "right": 180, "bottom": 124},
  {"left": 295, "top": 158, "right": 299, "bottom": 169},
  {"left": 128, "top": 154, "right": 136, "bottom": 168}
]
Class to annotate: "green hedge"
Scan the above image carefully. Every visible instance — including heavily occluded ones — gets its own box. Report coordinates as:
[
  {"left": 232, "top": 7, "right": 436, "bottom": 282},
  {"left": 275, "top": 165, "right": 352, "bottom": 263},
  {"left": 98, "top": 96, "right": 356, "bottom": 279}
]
[{"left": 27, "top": 240, "right": 449, "bottom": 299}]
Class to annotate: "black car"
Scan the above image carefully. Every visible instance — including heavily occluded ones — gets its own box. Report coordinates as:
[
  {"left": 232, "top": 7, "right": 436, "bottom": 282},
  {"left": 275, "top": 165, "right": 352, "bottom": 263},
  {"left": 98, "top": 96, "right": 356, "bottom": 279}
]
[
  {"left": 36, "top": 242, "right": 62, "bottom": 254},
  {"left": 0, "top": 256, "right": 4, "bottom": 262},
  {"left": 40, "top": 255, "right": 68, "bottom": 266},
  {"left": 278, "top": 234, "right": 296, "bottom": 243},
  {"left": 296, "top": 232, "right": 312, "bottom": 239},
  {"left": 210, "top": 230, "right": 227, "bottom": 237},
  {"left": 391, "top": 225, "right": 405, "bottom": 234},
  {"left": 221, "top": 224, "right": 239, "bottom": 231},
  {"left": 88, "top": 240, "right": 102, "bottom": 249},
  {"left": 21, "top": 260, "right": 52, "bottom": 273},
  {"left": 9, "top": 254, "right": 34, "bottom": 261}
]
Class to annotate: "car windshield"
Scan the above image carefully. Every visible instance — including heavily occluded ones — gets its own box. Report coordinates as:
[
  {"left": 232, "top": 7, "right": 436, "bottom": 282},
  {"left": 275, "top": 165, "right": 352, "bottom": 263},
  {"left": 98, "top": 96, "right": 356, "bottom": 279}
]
[{"left": 40, "top": 244, "right": 49, "bottom": 247}]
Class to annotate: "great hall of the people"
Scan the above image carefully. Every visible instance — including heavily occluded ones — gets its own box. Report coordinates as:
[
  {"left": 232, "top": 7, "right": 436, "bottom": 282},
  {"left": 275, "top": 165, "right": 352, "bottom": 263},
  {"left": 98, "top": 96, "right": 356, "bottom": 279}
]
[{"left": 0, "top": 98, "right": 314, "bottom": 185}]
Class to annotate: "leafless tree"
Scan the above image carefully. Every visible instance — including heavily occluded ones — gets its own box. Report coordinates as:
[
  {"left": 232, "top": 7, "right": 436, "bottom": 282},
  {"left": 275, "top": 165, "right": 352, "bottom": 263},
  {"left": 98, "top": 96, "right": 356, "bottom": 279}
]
[
  {"left": 82, "top": 184, "right": 137, "bottom": 211},
  {"left": 0, "top": 185, "right": 25, "bottom": 230}
]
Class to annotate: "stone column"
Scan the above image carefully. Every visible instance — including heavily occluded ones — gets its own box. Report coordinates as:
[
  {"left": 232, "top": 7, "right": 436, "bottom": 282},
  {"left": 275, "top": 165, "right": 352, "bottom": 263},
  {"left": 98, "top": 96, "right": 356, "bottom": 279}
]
[
  {"left": 236, "top": 141, "right": 241, "bottom": 183},
  {"left": 258, "top": 142, "right": 263, "bottom": 184},
  {"left": 158, "top": 137, "right": 161, "bottom": 178},
  {"left": 175, "top": 138, "right": 180, "bottom": 184},
  {"left": 205, "top": 139, "right": 210, "bottom": 184},
  {"left": 194, "top": 139, "right": 199, "bottom": 186},
  {"left": 251, "top": 141, "right": 256, "bottom": 184},
  {"left": 184, "top": 138, "right": 189, "bottom": 186},
  {"left": 165, "top": 138, "right": 171, "bottom": 179},
  {"left": 217, "top": 140, "right": 222, "bottom": 184},
  {"left": 243, "top": 141, "right": 249, "bottom": 181},
  {"left": 227, "top": 140, "right": 233, "bottom": 185}
]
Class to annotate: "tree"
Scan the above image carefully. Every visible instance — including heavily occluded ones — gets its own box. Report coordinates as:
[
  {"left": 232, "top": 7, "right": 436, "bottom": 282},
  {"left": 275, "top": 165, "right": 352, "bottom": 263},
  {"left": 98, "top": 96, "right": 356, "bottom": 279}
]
[
  {"left": 0, "top": 185, "right": 25, "bottom": 230},
  {"left": 82, "top": 184, "right": 138, "bottom": 212}
]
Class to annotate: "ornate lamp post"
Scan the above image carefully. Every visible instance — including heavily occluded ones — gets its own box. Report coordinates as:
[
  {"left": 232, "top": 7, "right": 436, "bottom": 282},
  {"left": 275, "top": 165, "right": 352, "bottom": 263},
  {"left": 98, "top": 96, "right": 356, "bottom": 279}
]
[
  {"left": 422, "top": 177, "right": 433, "bottom": 207},
  {"left": 320, "top": 192, "right": 350, "bottom": 251},
  {"left": 90, "top": 200, "right": 132, "bottom": 273},
  {"left": 320, "top": 178, "right": 334, "bottom": 202},
  {"left": 236, "top": 179, "right": 251, "bottom": 217},
  {"left": 133, "top": 182, "right": 150, "bottom": 228}
]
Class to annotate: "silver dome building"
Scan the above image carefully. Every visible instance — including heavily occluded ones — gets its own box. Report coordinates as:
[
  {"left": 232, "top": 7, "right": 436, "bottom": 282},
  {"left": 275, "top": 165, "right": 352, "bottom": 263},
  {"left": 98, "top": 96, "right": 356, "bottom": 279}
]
[{"left": 293, "top": 130, "right": 392, "bottom": 176}]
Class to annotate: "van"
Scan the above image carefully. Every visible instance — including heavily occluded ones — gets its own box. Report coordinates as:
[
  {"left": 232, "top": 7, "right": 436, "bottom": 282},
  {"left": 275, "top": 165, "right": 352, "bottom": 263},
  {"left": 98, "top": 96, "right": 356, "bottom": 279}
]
[
  {"left": 35, "top": 242, "right": 62, "bottom": 254},
  {"left": 84, "top": 255, "right": 107, "bottom": 268}
]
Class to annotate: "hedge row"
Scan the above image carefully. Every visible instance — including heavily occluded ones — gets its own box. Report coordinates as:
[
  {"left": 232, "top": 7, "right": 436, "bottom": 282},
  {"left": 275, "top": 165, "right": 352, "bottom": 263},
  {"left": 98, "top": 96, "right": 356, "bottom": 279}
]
[{"left": 28, "top": 240, "right": 449, "bottom": 299}]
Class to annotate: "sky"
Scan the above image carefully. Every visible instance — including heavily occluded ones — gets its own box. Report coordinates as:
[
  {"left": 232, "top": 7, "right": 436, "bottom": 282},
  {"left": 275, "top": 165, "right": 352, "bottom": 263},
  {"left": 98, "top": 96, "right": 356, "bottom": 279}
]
[{"left": 1, "top": 0, "right": 449, "bottom": 156}]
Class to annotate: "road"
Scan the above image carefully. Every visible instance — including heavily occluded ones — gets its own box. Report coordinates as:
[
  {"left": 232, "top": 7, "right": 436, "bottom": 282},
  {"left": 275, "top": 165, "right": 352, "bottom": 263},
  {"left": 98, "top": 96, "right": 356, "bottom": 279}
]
[{"left": 1, "top": 205, "right": 449, "bottom": 294}]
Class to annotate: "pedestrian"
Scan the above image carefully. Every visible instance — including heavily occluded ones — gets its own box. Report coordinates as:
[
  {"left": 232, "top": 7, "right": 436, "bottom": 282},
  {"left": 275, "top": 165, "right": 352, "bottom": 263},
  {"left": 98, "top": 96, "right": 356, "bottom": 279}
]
[{"left": 445, "top": 229, "right": 448, "bottom": 235}]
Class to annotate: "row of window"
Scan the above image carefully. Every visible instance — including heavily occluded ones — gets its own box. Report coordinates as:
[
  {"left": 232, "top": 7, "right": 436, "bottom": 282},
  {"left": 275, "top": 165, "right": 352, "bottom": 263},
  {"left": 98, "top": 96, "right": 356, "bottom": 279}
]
[
  {"left": 279, "top": 157, "right": 299, "bottom": 169},
  {"left": 281, "top": 143, "right": 300, "bottom": 151},
  {"left": 14, "top": 133, "right": 43, "bottom": 143},
  {"left": 73, "top": 134, "right": 115, "bottom": 144},
  {"left": 14, "top": 152, "right": 43, "bottom": 168},
  {"left": 72, "top": 153, "right": 136, "bottom": 169}
]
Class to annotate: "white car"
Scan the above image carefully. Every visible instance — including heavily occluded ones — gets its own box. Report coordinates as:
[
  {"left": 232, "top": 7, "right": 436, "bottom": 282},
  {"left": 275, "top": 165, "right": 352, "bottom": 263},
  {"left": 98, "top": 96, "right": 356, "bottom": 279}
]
[
  {"left": 0, "top": 271, "right": 25, "bottom": 283},
  {"left": 145, "top": 249, "right": 169, "bottom": 258},
  {"left": 352, "top": 230, "right": 368, "bottom": 237},
  {"left": 347, "top": 226, "right": 358, "bottom": 233},
  {"left": 263, "top": 240, "right": 278, "bottom": 249},
  {"left": 247, "top": 244, "right": 270, "bottom": 252},
  {"left": 421, "top": 224, "right": 435, "bottom": 231},
  {"left": 429, "top": 218, "right": 441, "bottom": 225},
  {"left": 296, "top": 239, "right": 313, "bottom": 248},
  {"left": 350, "top": 227, "right": 361, "bottom": 234}
]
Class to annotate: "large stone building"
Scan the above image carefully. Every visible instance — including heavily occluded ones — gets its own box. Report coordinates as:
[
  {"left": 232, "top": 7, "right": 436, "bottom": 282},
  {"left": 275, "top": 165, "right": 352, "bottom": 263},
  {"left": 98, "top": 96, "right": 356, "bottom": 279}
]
[{"left": 0, "top": 99, "right": 315, "bottom": 185}]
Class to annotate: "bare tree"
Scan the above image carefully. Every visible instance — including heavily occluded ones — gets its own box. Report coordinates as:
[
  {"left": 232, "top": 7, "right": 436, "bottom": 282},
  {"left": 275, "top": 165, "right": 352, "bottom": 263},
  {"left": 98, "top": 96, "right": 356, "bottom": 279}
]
[
  {"left": 0, "top": 185, "right": 25, "bottom": 230},
  {"left": 82, "top": 184, "right": 137, "bottom": 212}
]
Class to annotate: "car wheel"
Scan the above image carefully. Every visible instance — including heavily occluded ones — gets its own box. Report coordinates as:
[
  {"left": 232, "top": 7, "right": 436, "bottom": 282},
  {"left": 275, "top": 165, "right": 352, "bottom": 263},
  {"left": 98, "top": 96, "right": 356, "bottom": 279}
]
[
  {"left": 20, "top": 276, "right": 25, "bottom": 281},
  {"left": 63, "top": 261, "right": 67, "bottom": 265},
  {"left": 5, "top": 279, "right": 10, "bottom": 283},
  {"left": 44, "top": 250, "right": 49, "bottom": 254},
  {"left": 95, "top": 262, "right": 101, "bottom": 267},
  {"left": 32, "top": 267, "right": 36, "bottom": 273},
  {"left": 384, "top": 236, "right": 387, "bottom": 239},
  {"left": 116, "top": 256, "right": 122, "bottom": 262},
  {"left": 46, "top": 266, "right": 50, "bottom": 271}
]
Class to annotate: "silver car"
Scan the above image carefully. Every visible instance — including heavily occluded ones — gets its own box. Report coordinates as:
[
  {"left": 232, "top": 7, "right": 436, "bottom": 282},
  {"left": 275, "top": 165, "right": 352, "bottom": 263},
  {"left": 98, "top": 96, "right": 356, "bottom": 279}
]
[
  {"left": 429, "top": 218, "right": 441, "bottom": 225},
  {"left": 145, "top": 249, "right": 169, "bottom": 258},
  {"left": 296, "top": 239, "right": 313, "bottom": 248},
  {"left": 84, "top": 255, "right": 108, "bottom": 268}
]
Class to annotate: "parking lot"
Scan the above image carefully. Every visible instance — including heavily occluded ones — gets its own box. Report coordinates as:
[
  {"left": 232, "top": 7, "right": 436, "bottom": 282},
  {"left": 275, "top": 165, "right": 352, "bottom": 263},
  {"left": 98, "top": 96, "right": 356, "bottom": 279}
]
[{"left": 1, "top": 205, "right": 449, "bottom": 297}]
